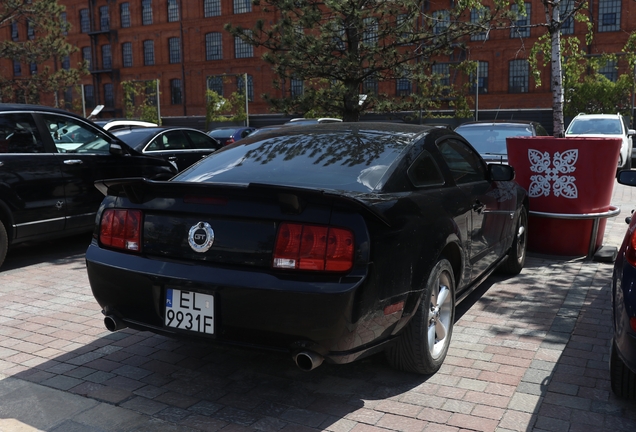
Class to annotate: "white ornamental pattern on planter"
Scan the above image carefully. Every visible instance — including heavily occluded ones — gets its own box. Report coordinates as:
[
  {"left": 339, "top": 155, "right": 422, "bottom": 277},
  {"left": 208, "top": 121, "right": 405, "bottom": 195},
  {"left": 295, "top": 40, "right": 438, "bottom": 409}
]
[{"left": 527, "top": 149, "right": 578, "bottom": 199}]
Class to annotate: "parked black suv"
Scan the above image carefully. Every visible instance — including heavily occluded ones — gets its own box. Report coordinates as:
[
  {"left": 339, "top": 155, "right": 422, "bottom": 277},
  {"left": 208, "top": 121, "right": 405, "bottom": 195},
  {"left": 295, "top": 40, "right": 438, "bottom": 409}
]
[{"left": 0, "top": 104, "right": 177, "bottom": 268}]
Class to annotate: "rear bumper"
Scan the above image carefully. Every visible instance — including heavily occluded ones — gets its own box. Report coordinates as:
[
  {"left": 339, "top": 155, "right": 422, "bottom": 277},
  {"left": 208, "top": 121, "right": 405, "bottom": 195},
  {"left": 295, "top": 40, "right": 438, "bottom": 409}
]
[{"left": 86, "top": 243, "right": 403, "bottom": 363}]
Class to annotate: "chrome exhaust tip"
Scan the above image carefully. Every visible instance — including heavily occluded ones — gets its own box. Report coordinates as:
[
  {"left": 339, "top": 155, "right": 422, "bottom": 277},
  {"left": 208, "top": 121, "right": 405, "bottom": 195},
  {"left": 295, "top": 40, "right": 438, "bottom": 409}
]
[
  {"left": 104, "top": 315, "right": 127, "bottom": 332},
  {"left": 293, "top": 351, "right": 324, "bottom": 371}
]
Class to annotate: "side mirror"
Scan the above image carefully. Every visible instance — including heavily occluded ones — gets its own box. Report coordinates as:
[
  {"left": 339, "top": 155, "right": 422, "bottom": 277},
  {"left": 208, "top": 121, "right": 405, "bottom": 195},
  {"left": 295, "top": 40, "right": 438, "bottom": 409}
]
[
  {"left": 628, "top": 129, "right": 636, "bottom": 137},
  {"left": 617, "top": 170, "right": 636, "bottom": 186},
  {"left": 488, "top": 163, "right": 515, "bottom": 181},
  {"left": 109, "top": 142, "right": 124, "bottom": 156}
]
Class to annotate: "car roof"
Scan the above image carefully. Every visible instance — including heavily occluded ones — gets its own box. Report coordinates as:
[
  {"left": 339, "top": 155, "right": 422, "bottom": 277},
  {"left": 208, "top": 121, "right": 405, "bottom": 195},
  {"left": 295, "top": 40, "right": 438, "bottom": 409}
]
[{"left": 456, "top": 120, "right": 540, "bottom": 127}]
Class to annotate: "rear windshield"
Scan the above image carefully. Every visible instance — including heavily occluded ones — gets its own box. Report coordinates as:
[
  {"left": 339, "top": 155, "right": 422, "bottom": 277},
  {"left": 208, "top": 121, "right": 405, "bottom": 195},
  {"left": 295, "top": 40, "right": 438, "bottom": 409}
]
[
  {"left": 455, "top": 124, "right": 534, "bottom": 154},
  {"left": 566, "top": 118, "right": 623, "bottom": 135},
  {"left": 208, "top": 129, "right": 235, "bottom": 138},
  {"left": 174, "top": 130, "right": 413, "bottom": 192}
]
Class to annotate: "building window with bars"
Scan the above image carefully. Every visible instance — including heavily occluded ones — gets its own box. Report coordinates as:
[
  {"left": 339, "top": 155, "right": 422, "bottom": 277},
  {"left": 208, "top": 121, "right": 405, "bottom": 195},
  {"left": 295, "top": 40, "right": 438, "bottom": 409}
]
[
  {"left": 104, "top": 83, "right": 114, "bottom": 108},
  {"left": 598, "top": 0, "right": 620, "bottom": 32},
  {"left": 432, "top": 10, "right": 449, "bottom": 35},
  {"left": 510, "top": 3, "right": 531, "bottom": 38},
  {"left": 204, "top": 0, "right": 221, "bottom": 17},
  {"left": 560, "top": 0, "right": 574, "bottom": 35},
  {"left": 205, "top": 33, "right": 223, "bottom": 60},
  {"left": 100, "top": 6, "right": 110, "bottom": 31},
  {"left": 470, "top": 7, "right": 489, "bottom": 41},
  {"left": 120, "top": 3, "right": 131, "bottom": 28},
  {"left": 599, "top": 59, "right": 618, "bottom": 81},
  {"left": 432, "top": 63, "right": 450, "bottom": 87},
  {"left": 207, "top": 76, "right": 223, "bottom": 96},
  {"left": 470, "top": 62, "right": 489, "bottom": 94},
  {"left": 363, "top": 74, "right": 378, "bottom": 95},
  {"left": 142, "top": 0, "right": 153, "bottom": 26},
  {"left": 171, "top": 79, "right": 183, "bottom": 104},
  {"left": 80, "top": 9, "right": 90, "bottom": 33},
  {"left": 61, "top": 12, "right": 68, "bottom": 36},
  {"left": 169, "top": 38, "right": 181, "bottom": 64},
  {"left": 363, "top": 18, "right": 378, "bottom": 46},
  {"left": 13, "top": 61, "right": 21, "bottom": 76},
  {"left": 61, "top": 56, "right": 70, "bottom": 70},
  {"left": 144, "top": 40, "right": 155, "bottom": 66},
  {"left": 509, "top": 59, "right": 528, "bottom": 93},
  {"left": 122, "top": 42, "right": 133, "bottom": 67},
  {"left": 168, "top": 0, "right": 179, "bottom": 22},
  {"left": 102, "top": 45, "right": 112, "bottom": 70},
  {"left": 237, "top": 75, "right": 254, "bottom": 101},
  {"left": 27, "top": 19, "right": 34, "bottom": 40},
  {"left": 290, "top": 78, "right": 303, "bottom": 98},
  {"left": 396, "top": 78, "right": 412, "bottom": 96},
  {"left": 234, "top": 0, "right": 251, "bottom": 14},
  {"left": 234, "top": 32, "right": 253, "bottom": 58},
  {"left": 30, "top": 63, "right": 37, "bottom": 75},
  {"left": 11, "top": 21, "right": 18, "bottom": 41},
  {"left": 85, "top": 85, "right": 95, "bottom": 107},
  {"left": 82, "top": 47, "right": 92, "bottom": 70}
]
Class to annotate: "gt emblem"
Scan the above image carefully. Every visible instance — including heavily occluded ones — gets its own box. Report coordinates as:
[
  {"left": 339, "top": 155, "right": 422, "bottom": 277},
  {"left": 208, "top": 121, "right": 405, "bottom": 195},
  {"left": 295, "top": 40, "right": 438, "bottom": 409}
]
[{"left": 188, "top": 222, "right": 215, "bottom": 253}]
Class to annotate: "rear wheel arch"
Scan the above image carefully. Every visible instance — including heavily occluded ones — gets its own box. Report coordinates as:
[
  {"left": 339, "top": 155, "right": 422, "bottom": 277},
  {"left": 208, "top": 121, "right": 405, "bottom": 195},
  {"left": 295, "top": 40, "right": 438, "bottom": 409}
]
[
  {"left": 0, "top": 199, "right": 13, "bottom": 242},
  {"left": 439, "top": 241, "right": 462, "bottom": 290}
]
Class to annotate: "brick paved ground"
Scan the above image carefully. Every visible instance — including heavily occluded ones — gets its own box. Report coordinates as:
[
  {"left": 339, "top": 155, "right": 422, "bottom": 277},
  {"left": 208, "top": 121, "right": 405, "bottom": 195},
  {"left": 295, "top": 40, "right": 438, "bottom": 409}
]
[{"left": 0, "top": 182, "right": 635, "bottom": 431}]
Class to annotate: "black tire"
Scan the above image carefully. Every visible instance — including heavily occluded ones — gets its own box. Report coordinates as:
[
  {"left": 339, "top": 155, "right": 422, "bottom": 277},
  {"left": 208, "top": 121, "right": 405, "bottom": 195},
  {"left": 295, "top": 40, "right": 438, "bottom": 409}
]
[
  {"left": 0, "top": 219, "right": 7, "bottom": 269},
  {"left": 499, "top": 206, "right": 528, "bottom": 275},
  {"left": 385, "top": 259, "right": 455, "bottom": 375},
  {"left": 610, "top": 339, "right": 636, "bottom": 399}
]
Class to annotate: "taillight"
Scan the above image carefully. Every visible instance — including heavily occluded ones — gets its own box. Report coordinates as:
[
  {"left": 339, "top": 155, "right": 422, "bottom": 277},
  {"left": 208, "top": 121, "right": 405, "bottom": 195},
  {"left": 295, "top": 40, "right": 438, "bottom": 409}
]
[
  {"left": 225, "top": 137, "right": 235, "bottom": 145},
  {"left": 625, "top": 228, "right": 636, "bottom": 266},
  {"left": 631, "top": 317, "right": 636, "bottom": 332},
  {"left": 99, "top": 209, "right": 142, "bottom": 252},
  {"left": 273, "top": 222, "right": 354, "bottom": 272}
]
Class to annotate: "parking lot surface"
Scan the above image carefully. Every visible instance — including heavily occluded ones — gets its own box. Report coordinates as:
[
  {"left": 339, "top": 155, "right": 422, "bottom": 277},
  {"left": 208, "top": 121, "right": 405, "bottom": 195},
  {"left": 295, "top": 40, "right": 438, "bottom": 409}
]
[{"left": 0, "top": 182, "right": 635, "bottom": 432}]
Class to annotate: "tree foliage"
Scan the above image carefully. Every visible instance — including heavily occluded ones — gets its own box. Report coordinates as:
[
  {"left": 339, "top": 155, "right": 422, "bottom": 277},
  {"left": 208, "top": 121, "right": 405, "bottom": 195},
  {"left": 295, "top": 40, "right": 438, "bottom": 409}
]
[
  {"left": 122, "top": 80, "right": 161, "bottom": 124},
  {"left": 0, "top": 0, "right": 88, "bottom": 105},
  {"left": 205, "top": 90, "right": 247, "bottom": 129},
  {"left": 225, "top": 0, "right": 516, "bottom": 122}
]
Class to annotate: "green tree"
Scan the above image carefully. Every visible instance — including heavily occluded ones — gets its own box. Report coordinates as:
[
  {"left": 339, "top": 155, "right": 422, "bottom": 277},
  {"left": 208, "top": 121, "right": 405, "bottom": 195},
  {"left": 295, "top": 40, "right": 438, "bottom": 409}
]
[
  {"left": 0, "top": 0, "right": 88, "bottom": 105},
  {"left": 122, "top": 80, "right": 161, "bottom": 124},
  {"left": 226, "top": 0, "right": 514, "bottom": 122},
  {"left": 205, "top": 90, "right": 247, "bottom": 129}
]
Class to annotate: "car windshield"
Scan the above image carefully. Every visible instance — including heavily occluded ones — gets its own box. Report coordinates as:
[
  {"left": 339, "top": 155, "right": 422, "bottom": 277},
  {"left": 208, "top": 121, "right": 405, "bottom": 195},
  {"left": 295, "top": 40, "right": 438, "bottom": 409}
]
[
  {"left": 209, "top": 129, "right": 236, "bottom": 138},
  {"left": 567, "top": 118, "right": 623, "bottom": 135},
  {"left": 455, "top": 124, "right": 533, "bottom": 155},
  {"left": 174, "top": 129, "right": 414, "bottom": 192},
  {"left": 113, "top": 128, "right": 158, "bottom": 149}
]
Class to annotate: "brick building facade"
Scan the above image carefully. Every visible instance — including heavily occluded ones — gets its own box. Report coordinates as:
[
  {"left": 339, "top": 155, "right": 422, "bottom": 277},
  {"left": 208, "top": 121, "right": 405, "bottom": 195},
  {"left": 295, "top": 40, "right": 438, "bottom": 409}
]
[{"left": 3, "top": 1, "right": 636, "bottom": 124}]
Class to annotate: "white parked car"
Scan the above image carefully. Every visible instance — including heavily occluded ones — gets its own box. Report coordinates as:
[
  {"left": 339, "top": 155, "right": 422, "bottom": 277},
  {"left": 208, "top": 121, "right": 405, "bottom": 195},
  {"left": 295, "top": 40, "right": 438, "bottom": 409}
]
[
  {"left": 565, "top": 113, "right": 635, "bottom": 173},
  {"left": 94, "top": 119, "right": 158, "bottom": 132}
]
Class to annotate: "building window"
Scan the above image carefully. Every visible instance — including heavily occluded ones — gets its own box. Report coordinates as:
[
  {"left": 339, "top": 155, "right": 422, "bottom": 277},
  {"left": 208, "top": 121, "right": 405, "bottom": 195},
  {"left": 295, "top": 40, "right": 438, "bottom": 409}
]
[
  {"left": 104, "top": 83, "right": 114, "bottom": 108},
  {"left": 510, "top": 3, "right": 531, "bottom": 38},
  {"left": 11, "top": 21, "right": 18, "bottom": 41},
  {"left": 205, "top": 33, "right": 223, "bottom": 60},
  {"left": 61, "top": 56, "right": 70, "bottom": 70},
  {"left": 13, "top": 61, "right": 21, "bottom": 76},
  {"left": 432, "top": 63, "right": 450, "bottom": 87},
  {"left": 599, "top": 59, "right": 618, "bottom": 82},
  {"left": 470, "top": 7, "right": 489, "bottom": 41},
  {"left": 509, "top": 59, "right": 528, "bottom": 93},
  {"left": 169, "top": 38, "right": 181, "bottom": 64},
  {"left": 432, "top": 10, "right": 449, "bottom": 35},
  {"left": 168, "top": 0, "right": 179, "bottom": 22},
  {"left": 290, "top": 78, "right": 303, "bottom": 98},
  {"left": 120, "top": 3, "right": 131, "bottom": 28},
  {"left": 82, "top": 47, "right": 92, "bottom": 70},
  {"left": 80, "top": 9, "right": 90, "bottom": 33},
  {"left": 237, "top": 75, "right": 254, "bottom": 101},
  {"left": 102, "top": 45, "right": 112, "bottom": 70},
  {"left": 204, "top": 0, "right": 221, "bottom": 17},
  {"left": 30, "top": 62, "right": 37, "bottom": 75},
  {"left": 122, "top": 42, "right": 133, "bottom": 67},
  {"left": 142, "top": 0, "right": 153, "bottom": 26},
  {"left": 598, "top": 0, "right": 620, "bottom": 32},
  {"left": 233, "top": 0, "right": 251, "bottom": 14},
  {"left": 363, "top": 74, "right": 378, "bottom": 95},
  {"left": 99, "top": 6, "right": 109, "bottom": 31},
  {"left": 470, "top": 61, "right": 489, "bottom": 94},
  {"left": 85, "top": 85, "right": 95, "bottom": 107},
  {"left": 27, "top": 19, "right": 34, "bottom": 40},
  {"left": 396, "top": 78, "right": 412, "bottom": 96},
  {"left": 171, "top": 79, "right": 183, "bottom": 104},
  {"left": 60, "top": 12, "right": 69, "bottom": 36},
  {"left": 207, "top": 76, "right": 224, "bottom": 96},
  {"left": 362, "top": 18, "right": 378, "bottom": 46},
  {"left": 234, "top": 32, "right": 253, "bottom": 58},
  {"left": 143, "top": 40, "right": 155, "bottom": 66},
  {"left": 560, "top": 0, "right": 574, "bottom": 35}
]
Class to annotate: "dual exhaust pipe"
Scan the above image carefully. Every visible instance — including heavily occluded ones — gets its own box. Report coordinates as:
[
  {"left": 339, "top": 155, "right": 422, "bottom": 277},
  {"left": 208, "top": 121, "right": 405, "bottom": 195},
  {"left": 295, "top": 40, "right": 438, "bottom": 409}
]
[{"left": 104, "top": 314, "right": 324, "bottom": 371}]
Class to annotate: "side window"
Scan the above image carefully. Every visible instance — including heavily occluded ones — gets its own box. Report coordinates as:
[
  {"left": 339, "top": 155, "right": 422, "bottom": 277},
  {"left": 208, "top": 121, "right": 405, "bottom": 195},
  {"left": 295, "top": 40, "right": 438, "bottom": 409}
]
[
  {"left": 146, "top": 137, "right": 163, "bottom": 151},
  {"left": 0, "top": 113, "right": 44, "bottom": 154},
  {"left": 437, "top": 138, "right": 486, "bottom": 184},
  {"left": 163, "top": 131, "right": 190, "bottom": 150},
  {"left": 185, "top": 130, "right": 218, "bottom": 149},
  {"left": 41, "top": 114, "right": 109, "bottom": 153},
  {"left": 408, "top": 150, "right": 445, "bottom": 187}
]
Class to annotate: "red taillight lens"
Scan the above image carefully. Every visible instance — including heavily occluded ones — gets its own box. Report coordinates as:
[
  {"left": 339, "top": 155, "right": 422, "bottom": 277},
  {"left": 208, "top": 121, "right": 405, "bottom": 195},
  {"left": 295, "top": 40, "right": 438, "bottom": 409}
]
[
  {"left": 626, "top": 228, "right": 636, "bottom": 266},
  {"left": 225, "top": 137, "right": 235, "bottom": 145},
  {"left": 273, "top": 223, "right": 354, "bottom": 272},
  {"left": 99, "top": 209, "right": 142, "bottom": 252},
  {"left": 631, "top": 317, "right": 636, "bottom": 332}
]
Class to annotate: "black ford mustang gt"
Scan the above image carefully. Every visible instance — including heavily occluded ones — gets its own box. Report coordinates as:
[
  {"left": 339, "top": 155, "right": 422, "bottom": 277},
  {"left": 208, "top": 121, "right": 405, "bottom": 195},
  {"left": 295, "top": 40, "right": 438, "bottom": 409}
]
[{"left": 86, "top": 123, "right": 528, "bottom": 374}]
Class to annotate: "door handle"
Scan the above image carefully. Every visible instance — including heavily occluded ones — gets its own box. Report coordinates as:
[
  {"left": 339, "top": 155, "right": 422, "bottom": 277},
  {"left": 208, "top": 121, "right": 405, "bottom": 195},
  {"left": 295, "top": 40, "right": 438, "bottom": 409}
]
[
  {"left": 472, "top": 200, "right": 485, "bottom": 213},
  {"left": 168, "top": 156, "right": 177, "bottom": 161},
  {"left": 63, "top": 159, "right": 83, "bottom": 165}
]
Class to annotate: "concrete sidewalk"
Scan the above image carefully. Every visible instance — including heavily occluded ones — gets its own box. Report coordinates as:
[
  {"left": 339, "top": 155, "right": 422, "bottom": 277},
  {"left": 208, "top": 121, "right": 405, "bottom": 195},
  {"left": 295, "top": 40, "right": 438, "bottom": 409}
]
[{"left": 0, "top": 181, "right": 635, "bottom": 431}]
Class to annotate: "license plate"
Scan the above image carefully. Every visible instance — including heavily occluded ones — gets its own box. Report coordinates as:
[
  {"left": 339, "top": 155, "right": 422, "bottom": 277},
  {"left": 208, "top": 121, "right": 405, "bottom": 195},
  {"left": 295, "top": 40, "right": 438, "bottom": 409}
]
[{"left": 165, "top": 289, "right": 214, "bottom": 335}]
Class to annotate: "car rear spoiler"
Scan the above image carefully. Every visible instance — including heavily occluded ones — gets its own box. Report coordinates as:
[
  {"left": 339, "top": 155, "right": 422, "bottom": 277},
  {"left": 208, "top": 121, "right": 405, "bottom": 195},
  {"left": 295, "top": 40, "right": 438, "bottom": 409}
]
[{"left": 94, "top": 178, "right": 391, "bottom": 227}]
